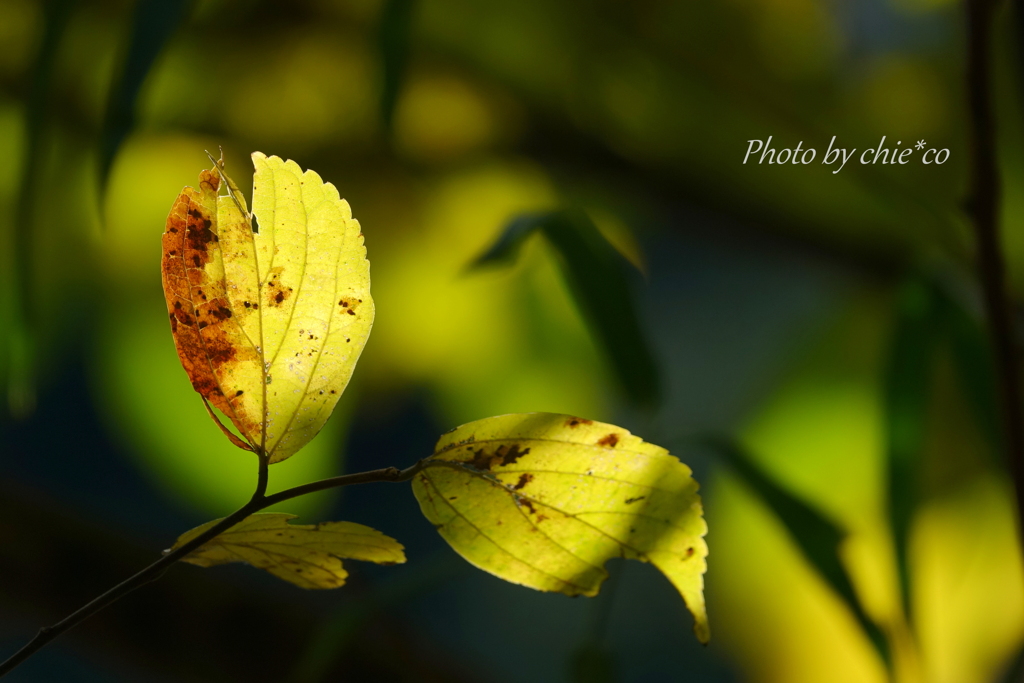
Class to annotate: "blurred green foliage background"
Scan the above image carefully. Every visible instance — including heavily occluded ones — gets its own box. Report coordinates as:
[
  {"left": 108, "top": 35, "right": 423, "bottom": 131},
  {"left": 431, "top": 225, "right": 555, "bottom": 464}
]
[{"left": 1, "top": 0, "right": 1023, "bottom": 681}]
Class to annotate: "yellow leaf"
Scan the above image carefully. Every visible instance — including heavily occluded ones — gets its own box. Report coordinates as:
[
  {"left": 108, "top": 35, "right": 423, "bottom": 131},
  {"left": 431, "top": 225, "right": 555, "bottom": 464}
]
[
  {"left": 161, "top": 152, "right": 372, "bottom": 462},
  {"left": 172, "top": 513, "right": 405, "bottom": 589},
  {"left": 411, "top": 413, "right": 710, "bottom": 643}
]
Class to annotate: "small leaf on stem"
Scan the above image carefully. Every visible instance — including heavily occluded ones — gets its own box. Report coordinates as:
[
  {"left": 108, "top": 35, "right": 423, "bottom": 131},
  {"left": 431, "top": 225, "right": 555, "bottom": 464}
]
[{"left": 171, "top": 513, "right": 405, "bottom": 589}]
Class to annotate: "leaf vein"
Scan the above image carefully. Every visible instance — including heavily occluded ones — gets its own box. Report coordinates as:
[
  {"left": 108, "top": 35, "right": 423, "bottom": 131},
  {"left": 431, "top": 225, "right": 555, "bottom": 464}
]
[
  {"left": 178, "top": 193, "right": 254, "bottom": 446},
  {"left": 420, "top": 470, "right": 593, "bottom": 592},
  {"left": 270, "top": 198, "right": 349, "bottom": 450}
]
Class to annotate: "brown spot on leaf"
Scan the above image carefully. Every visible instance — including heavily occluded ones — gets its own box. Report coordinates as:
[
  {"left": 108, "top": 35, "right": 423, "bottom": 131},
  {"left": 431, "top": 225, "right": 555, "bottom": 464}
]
[
  {"left": 185, "top": 207, "right": 217, "bottom": 260},
  {"left": 500, "top": 444, "right": 529, "bottom": 465},
  {"left": 598, "top": 433, "right": 619, "bottom": 448},
  {"left": 198, "top": 169, "right": 220, "bottom": 192},
  {"left": 513, "top": 473, "right": 534, "bottom": 490},
  {"left": 566, "top": 417, "right": 593, "bottom": 428},
  {"left": 338, "top": 298, "right": 361, "bottom": 316},
  {"left": 468, "top": 448, "right": 490, "bottom": 469},
  {"left": 162, "top": 184, "right": 261, "bottom": 447},
  {"left": 624, "top": 496, "right": 646, "bottom": 504},
  {"left": 212, "top": 305, "right": 232, "bottom": 321},
  {"left": 467, "top": 444, "right": 531, "bottom": 470},
  {"left": 267, "top": 280, "right": 293, "bottom": 307}
]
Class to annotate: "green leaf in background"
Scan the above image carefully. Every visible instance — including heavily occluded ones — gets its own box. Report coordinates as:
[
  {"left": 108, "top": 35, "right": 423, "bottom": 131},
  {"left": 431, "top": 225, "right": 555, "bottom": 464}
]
[
  {"left": 378, "top": 0, "right": 416, "bottom": 134},
  {"left": 883, "top": 277, "right": 938, "bottom": 623},
  {"left": 470, "top": 212, "right": 544, "bottom": 267},
  {"left": 412, "top": 413, "right": 709, "bottom": 644},
  {"left": 7, "top": 0, "right": 73, "bottom": 418},
  {"left": 704, "top": 436, "right": 891, "bottom": 668},
  {"left": 98, "top": 0, "right": 193, "bottom": 196},
  {"left": 883, "top": 274, "right": 1003, "bottom": 626},
  {"left": 471, "top": 210, "right": 660, "bottom": 408},
  {"left": 935, "top": 281, "right": 1001, "bottom": 456}
]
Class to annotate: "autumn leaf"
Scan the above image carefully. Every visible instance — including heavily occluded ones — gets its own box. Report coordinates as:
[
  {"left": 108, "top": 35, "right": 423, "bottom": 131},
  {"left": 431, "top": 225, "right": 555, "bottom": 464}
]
[
  {"left": 161, "top": 152, "right": 372, "bottom": 462},
  {"left": 411, "top": 413, "right": 709, "bottom": 643},
  {"left": 171, "top": 513, "right": 405, "bottom": 589}
]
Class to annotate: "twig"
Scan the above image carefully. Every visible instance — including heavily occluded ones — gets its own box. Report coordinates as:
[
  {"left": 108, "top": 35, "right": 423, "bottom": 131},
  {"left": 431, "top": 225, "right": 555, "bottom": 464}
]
[
  {"left": 0, "top": 459, "right": 427, "bottom": 678},
  {"left": 260, "top": 462, "right": 423, "bottom": 507},
  {"left": 965, "top": 0, "right": 1024, "bottom": 547}
]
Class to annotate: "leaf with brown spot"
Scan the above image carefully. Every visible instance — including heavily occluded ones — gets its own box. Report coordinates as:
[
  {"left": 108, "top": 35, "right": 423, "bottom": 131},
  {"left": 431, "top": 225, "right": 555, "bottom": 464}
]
[
  {"left": 162, "top": 152, "right": 373, "bottom": 462},
  {"left": 171, "top": 513, "right": 405, "bottom": 589},
  {"left": 411, "top": 413, "right": 709, "bottom": 644}
]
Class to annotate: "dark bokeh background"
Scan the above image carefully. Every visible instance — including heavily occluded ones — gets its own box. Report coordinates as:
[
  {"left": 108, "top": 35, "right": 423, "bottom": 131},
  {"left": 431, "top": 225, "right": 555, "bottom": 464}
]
[{"left": 1, "top": 0, "right": 1023, "bottom": 681}]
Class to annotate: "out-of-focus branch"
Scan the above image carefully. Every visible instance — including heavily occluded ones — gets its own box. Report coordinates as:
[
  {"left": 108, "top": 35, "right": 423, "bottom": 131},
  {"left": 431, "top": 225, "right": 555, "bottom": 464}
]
[{"left": 965, "top": 0, "right": 1024, "bottom": 548}]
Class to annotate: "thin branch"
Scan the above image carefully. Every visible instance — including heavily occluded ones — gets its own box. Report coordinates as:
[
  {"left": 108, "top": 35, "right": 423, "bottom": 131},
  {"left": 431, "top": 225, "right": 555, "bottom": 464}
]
[
  {"left": 966, "top": 0, "right": 1024, "bottom": 546},
  {"left": 260, "top": 460, "right": 426, "bottom": 508},
  {"left": 0, "top": 501, "right": 258, "bottom": 677},
  {"left": 0, "top": 459, "right": 428, "bottom": 678},
  {"left": 253, "top": 452, "right": 270, "bottom": 501}
]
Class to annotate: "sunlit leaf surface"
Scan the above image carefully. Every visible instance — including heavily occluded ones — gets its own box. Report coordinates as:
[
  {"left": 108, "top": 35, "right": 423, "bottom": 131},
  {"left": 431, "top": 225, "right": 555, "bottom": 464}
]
[
  {"left": 412, "top": 413, "right": 709, "bottom": 643},
  {"left": 172, "top": 513, "right": 405, "bottom": 589},
  {"left": 161, "top": 152, "right": 372, "bottom": 462}
]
